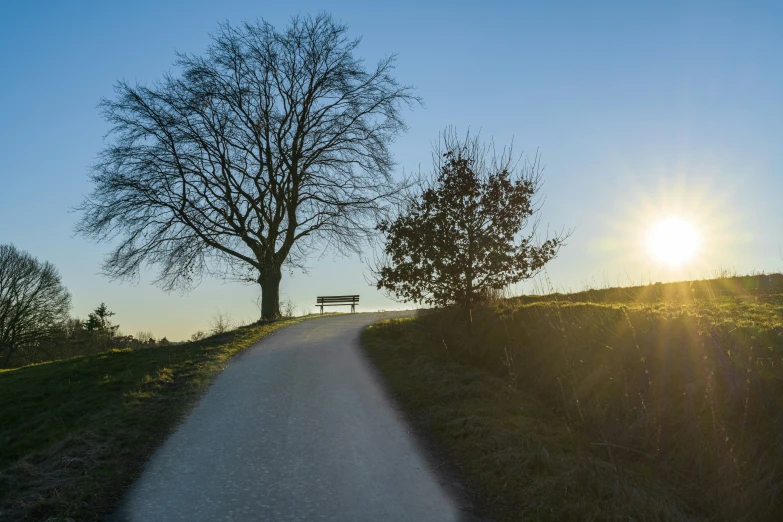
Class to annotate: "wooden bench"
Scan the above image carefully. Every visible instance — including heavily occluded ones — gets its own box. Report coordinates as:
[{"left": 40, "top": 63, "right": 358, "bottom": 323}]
[{"left": 316, "top": 295, "right": 359, "bottom": 314}]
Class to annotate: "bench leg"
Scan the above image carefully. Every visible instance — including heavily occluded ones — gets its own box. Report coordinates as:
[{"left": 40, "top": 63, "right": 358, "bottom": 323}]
[
  {"left": 320, "top": 305, "right": 323, "bottom": 315},
  {"left": 351, "top": 304, "right": 355, "bottom": 313}
]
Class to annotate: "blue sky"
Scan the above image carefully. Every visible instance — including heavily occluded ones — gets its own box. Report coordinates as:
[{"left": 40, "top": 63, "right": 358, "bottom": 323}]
[{"left": 1, "top": 1, "right": 781, "bottom": 340}]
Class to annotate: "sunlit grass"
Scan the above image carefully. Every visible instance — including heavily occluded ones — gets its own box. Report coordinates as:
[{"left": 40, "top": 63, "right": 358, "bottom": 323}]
[
  {"left": 364, "top": 318, "right": 693, "bottom": 521},
  {"left": 364, "top": 279, "right": 783, "bottom": 521}
]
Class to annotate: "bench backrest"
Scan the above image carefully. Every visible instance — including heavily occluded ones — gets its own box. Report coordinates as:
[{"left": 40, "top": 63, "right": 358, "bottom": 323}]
[{"left": 317, "top": 295, "right": 359, "bottom": 304}]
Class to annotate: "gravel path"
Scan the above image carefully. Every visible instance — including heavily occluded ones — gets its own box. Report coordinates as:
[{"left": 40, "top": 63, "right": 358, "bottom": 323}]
[{"left": 112, "top": 312, "right": 475, "bottom": 521}]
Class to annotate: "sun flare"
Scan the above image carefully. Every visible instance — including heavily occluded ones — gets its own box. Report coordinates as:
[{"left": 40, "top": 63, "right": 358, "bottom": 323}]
[{"left": 647, "top": 218, "right": 700, "bottom": 265}]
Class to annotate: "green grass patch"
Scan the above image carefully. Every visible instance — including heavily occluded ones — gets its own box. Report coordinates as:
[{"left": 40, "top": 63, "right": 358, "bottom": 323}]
[
  {"left": 364, "top": 288, "right": 783, "bottom": 521},
  {"left": 364, "top": 318, "right": 695, "bottom": 521},
  {"left": 0, "top": 316, "right": 304, "bottom": 521}
]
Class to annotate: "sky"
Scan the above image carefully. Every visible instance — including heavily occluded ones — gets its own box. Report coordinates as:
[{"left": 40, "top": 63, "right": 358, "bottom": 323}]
[{"left": 1, "top": 1, "right": 782, "bottom": 340}]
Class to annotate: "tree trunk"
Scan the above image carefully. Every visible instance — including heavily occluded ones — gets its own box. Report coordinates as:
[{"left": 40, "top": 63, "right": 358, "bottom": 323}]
[
  {"left": 2, "top": 348, "right": 12, "bottom": 368},
  {"left": 466, "top": 233, "right": 474, "bottom": 334},
  {"left": 259, "top": 267, "right": 282, "bottom": 320}
]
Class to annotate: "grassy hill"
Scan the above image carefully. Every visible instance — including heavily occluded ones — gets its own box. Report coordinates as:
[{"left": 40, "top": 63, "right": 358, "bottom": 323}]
[
  {"left": 0, "top": 317, "right": 302, "bottom": 521},
  {"left": 363, "top": 275, "right": 783, "bottom": 521}
]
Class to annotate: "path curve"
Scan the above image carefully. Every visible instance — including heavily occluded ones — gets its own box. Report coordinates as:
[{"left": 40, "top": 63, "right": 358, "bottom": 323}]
[{"left": 113, "top": 312, "right": 475, "bottom": 521}]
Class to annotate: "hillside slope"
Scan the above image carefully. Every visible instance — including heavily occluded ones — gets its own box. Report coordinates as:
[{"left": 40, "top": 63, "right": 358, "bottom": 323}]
[{"left": 364, "top": 279, "right": 783, "bottom": 521}]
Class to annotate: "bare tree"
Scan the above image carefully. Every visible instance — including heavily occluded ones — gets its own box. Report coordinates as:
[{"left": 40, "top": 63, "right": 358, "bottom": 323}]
[
  {"left": 208, "top": 310, "right": 233, "bottom": 335},
  {"left": 0, "top": 245, "right": 71, "bottom": 365},
  {"left": 136, "top": 331, "right": 155, "bottom": 344},
  {"left": 77, "top": 13, "right": 420, "bottom": 319},
  {"left": 280, "top": 298, "right": 297, "bottom": 318}
]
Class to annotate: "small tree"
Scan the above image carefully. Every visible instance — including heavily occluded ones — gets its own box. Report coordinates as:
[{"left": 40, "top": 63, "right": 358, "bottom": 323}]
[
  {"left": 83, "top": 302, "right": 120, "bottom": 351},
  {"left": 208, "top": 311, "right": 233, "bottom": 336},
  {"left": 0, "top": 244, "right": 71, "bottom": 365},
  {"left": 86, "top": 303, "right": 117, "bottom": 335},
  {"left": 375, "top": 130, "right": 568, "bottom": 314}
]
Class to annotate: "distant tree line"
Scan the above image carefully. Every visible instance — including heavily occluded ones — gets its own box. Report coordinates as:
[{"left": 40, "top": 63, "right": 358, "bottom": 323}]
[{"left": 0, "top": 244, "right": 170, "bottom": 368}]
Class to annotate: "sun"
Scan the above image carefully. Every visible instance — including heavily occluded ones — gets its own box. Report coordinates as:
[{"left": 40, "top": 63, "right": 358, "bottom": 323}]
[{"left": 646, "top": 218, "right": 701, "bottom": 265}]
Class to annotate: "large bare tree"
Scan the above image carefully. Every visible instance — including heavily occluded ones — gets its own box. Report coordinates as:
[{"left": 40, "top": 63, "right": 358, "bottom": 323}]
[
  {"left": 78, "top": 14, "right": 420, "bottom": 318},
  {"left": 0, "top": 245, "right": 71, "bottom": 365}
]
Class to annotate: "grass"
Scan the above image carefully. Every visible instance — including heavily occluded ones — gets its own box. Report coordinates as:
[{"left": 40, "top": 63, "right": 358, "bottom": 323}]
[
  {"left": 364, "top": 319, "right": 695, "bottom": 521},
  {"left": 363, "top": 278, "right": 783, "bottom": 521},
  {"left": 0, "top": 316, "right": 304, "bottom": 521}
]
